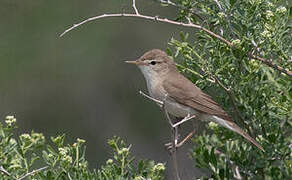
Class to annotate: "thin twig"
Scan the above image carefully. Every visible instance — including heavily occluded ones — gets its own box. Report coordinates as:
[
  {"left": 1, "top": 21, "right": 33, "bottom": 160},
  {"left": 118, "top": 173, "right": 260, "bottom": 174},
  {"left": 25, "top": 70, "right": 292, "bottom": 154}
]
[
  {"left": 0, "top": 166, "right": 17, "bottom": 180},
  {"left": 59, "top": 14, "right": 231, "bottom": 46},
  {"left": 176, "top": 130, "right": 195, "bottom": 148},
  {"left": 132, "top": 0, "right": 139, "bottom": 15},
  {"left": 162, "top": 100, "right": 181, "bottom": 180},
  {"left": 59, "top": 0, "right": 292, "bottom": 77},
  {"left": 138, "top": 91, "right": 180, "bottom": 179},
  {"left": 139, "top": 90, "right": 163, "bottom": 106},
  {"left": 248, "top": 53, "right": 292, "bottom": 76},
  {"left": 155, "top": 0, "right": 204, "bottom": 21},
  {"left": 68, "top": 172, "right": 73, "bottom": 180},
  {"left": 17, "top": 166, "right": 48, "bottom": 180},
  {"left": 156, "top": 0, "right": 176, "bottom": 6},
  {"left": 173, "top": 114, "right": 196, "bottom": 128}
]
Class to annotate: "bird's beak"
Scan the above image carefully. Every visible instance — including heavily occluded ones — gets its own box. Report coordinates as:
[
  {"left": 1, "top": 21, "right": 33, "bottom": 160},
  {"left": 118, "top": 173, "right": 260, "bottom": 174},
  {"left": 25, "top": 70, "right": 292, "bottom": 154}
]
[
  {"left": 125, "top": 60, "right": 139, "bottom": 65},
  {"left": 125, "top": 60, "right": 146, "bottom": 66}
]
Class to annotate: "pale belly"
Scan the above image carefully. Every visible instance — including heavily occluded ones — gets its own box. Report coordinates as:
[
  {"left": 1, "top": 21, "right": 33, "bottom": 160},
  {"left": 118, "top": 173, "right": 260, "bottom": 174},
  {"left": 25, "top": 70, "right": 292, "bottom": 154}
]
[
  {"left": 164, "top": 98, "right": 201, "bottom": 118},
  {"left": 149, "top": 88, "right": 212, "bottom": 122}
]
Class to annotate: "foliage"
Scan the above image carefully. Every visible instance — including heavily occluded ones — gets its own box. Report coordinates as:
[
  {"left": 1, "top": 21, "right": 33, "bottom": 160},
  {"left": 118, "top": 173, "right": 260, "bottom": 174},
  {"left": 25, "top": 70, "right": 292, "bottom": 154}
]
[
  {"left": 164, "top": 0, "right": 292, "bottom": 179},
  {"left": 0, "top": 116, "right": 165, "bottom": 180}
]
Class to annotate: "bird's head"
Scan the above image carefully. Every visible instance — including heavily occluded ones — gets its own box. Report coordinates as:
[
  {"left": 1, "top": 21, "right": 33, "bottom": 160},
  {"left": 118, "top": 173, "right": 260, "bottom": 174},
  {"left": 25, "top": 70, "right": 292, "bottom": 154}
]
[{"left": 125, "top": 49, "right": 176, "bottom": 78}]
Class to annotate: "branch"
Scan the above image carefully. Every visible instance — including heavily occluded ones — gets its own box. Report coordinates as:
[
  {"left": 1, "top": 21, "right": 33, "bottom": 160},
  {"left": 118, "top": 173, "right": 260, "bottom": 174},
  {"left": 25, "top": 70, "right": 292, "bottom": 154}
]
[
  {"left": 161, "top": 96, "right": 181, "bottom": 180},
  {"left": 155, "top": 0, "right": 176, "bottom": 6},
  {"left": 248, "top": 53, "right": 292, "bottom": 76},
  {"left": 132, "top": 0, "right": 139, "bottom": 15},
  {"left": 0, "top": 166, "right": 17, "bottom": 180},
  {"left": 59, "top": 9, "right": 231, "bottom": 46},
  {"left": 60, "top": 0, "right": 292, "bottom": 76},
  {"left": 17, "top": 166, "right": 48, "bottom": 180},
  {"left": 60, "top": 13, "right": 230, "bottom": 45},
  {"left": 139, "top": 90, "right": 163, "bottom": 106},
  {"left": 173, "top": 114, "right": 196, "bottom": 128},
  {"left": 138, "top": 90, "right": 181, "bottom": 179},
  {"left": 155, "top": 0, "right": 204, "bottom": 21},
  {"left": 68, "top": 172, "right": 73, "bottom": 180}
]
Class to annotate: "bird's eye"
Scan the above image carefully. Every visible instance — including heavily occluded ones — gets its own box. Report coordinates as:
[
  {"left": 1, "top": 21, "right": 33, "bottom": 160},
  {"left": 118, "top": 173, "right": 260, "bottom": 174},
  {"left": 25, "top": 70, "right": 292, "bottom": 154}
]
[{"left": 150, "top": 61, "right": 156, "bottom": 65}]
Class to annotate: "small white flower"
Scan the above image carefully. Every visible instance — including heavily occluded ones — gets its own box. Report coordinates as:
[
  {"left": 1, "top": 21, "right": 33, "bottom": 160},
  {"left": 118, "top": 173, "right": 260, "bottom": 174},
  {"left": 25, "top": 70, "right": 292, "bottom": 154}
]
[
  {"left": 261, "top": 30, "right": 272, "bottom": 38},
  {"left": 58, "top": 147, "right": 69, "bottom": 156},
  {"left": 77, "top": 138, "right": 86, "bottom": 144},
  {"left": 5, "top": 115, "right": 16, "bottom": 126},
  {"left": 217, "top": 12, "right": 226, "bottom": 19},
  {"left": 266, "top": 10, "right": 274, "bottom": 19},
  {"left": 153, "top": 163, "right": 165, "bottom": 172},
  {"left": 106, "top": 159, "right": 113, "bottom": 165},
  {"left": 276, "top": 6, "right": 287, "bottom": 14},
  {"left": 62, "top": 155, "right": 72, "bottom": 164},
  {"left": 20, "top": 133, "right": 31, "bottom": 140},
  {"left": 267, "top": 2, "right": 274, "bottom": 8},
  {"left": 208, "top": 122, "right": 218, "bottom": 129}
]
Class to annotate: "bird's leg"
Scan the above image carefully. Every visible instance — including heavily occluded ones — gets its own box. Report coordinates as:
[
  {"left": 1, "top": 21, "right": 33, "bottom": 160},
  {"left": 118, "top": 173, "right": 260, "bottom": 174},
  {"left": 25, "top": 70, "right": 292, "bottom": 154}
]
[
  {"left": 165, "top": 130, "right": 195, "bottom": 150},
  {"left": 165, "top": 114, "right": 196, "bottom": 150}
]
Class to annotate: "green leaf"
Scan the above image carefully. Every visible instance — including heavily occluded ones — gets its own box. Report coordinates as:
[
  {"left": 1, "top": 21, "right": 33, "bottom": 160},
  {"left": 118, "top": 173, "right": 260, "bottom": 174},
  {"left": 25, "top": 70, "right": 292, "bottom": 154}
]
[{"left": 209, "top": 147, "right": 217, "bottom": 168}]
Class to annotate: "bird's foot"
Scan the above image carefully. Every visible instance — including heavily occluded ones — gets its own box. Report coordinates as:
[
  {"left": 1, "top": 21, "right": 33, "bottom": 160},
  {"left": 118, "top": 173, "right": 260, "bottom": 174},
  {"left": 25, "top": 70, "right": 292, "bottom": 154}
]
[
  {"left": 164, "top": 142, "right": 182, "bottom": 153},
  {"left": 164, "top": 131, "right": 195, "bottom": 152}
]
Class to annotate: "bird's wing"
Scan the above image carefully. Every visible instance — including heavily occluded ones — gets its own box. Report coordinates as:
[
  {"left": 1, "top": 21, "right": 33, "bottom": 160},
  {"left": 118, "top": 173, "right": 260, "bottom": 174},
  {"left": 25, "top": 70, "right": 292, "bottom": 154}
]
[{"left": 163, "top": 72, "right": 232, "bottom": 121}]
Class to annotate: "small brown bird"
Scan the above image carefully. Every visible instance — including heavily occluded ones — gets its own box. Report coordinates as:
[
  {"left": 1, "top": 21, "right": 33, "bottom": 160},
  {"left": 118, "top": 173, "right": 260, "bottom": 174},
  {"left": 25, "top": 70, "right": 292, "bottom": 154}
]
[{"left": 126, "top": 49, "right": 264, "bottom": 152}]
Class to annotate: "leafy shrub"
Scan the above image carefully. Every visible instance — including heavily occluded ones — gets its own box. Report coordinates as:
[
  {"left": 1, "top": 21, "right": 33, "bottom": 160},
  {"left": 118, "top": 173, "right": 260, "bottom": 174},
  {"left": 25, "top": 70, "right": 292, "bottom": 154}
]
[
  {"left": 0, "top": 116, "right": 165, "bottom": 180},
  {"left": 165, "top": 0, "right": 292, "bottom": 179}
]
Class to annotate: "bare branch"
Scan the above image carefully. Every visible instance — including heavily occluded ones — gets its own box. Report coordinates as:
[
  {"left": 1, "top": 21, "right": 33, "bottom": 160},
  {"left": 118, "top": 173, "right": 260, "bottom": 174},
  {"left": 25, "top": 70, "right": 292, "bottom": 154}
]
[
  {"left": 173, "top": 114, "right": 196, "bottom": 128},
  {"left": 60, "top": 1, "right": 292, "bottom": 76},
  {"left": 213, "top": 0, "right": 223, "bottom": 10},
  {"left": 138, "top": 91, "right": 182, "bottom": 179},
  {"left": 139, "top": 90, "right": 163, "bottom": 106},
  {"left": 162, "top": 99, "right": 181, "bottom": 180},
  {"left": 165, "top": 130, "right": 195, "bottom": 150},
  {"left": 132, "top": 0, "right": 139, "bottom": 15},
  {"left": 60, "top": 13, "right": 231, "bottom": 46},
  {"left": 176, "top": 131, "right": 194, "bottom": 147},
  {"left": 248, "top": 53, "right": 292, "bottom": 76},
  {"left": 17, "top": 166, "right": 48, "bottom": 180},
  {"left": 155, "top": 0, "right": 204, "bottom": 21},
  {"left": 157, "top": 0, "right": 176, "bottom": 6},
  {"left": 0, "top": 166, "right": 17, "bottom": 180},
  {"left": 68, "top": 172, "right": 73, "bottom": 180}
]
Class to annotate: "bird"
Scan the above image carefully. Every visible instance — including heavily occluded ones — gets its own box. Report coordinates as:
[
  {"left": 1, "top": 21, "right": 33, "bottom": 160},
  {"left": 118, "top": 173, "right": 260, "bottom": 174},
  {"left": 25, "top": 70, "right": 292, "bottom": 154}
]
[{"left": 125, "top": 49, "right": 264, "bottom": 152}]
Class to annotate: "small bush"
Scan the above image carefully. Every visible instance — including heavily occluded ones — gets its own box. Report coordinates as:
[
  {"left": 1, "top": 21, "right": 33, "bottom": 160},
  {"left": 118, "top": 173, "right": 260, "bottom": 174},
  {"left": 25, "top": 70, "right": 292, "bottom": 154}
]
[{"left": 0, "top": 116, "right": 165, "bottom": 180}]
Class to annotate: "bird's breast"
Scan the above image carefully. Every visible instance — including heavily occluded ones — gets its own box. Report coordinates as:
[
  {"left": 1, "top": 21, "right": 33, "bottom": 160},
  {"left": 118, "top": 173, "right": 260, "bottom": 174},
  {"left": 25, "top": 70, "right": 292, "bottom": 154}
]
[{"left": 140, "top": 67, "right": 200, "bottom": 118}]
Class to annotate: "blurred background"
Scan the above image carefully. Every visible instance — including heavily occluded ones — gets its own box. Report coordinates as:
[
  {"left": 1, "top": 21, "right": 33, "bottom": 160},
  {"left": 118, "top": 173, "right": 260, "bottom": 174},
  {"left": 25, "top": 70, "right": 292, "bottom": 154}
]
[{"left": 0, "top": 0, "right": 202, "bottom": 179}]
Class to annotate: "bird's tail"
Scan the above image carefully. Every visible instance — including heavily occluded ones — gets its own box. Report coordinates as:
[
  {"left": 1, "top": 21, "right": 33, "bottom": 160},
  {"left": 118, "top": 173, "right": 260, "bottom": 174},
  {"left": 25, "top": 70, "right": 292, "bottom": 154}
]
[{"left": 211, "top": 116, "right": 264, "bottom": 152}]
